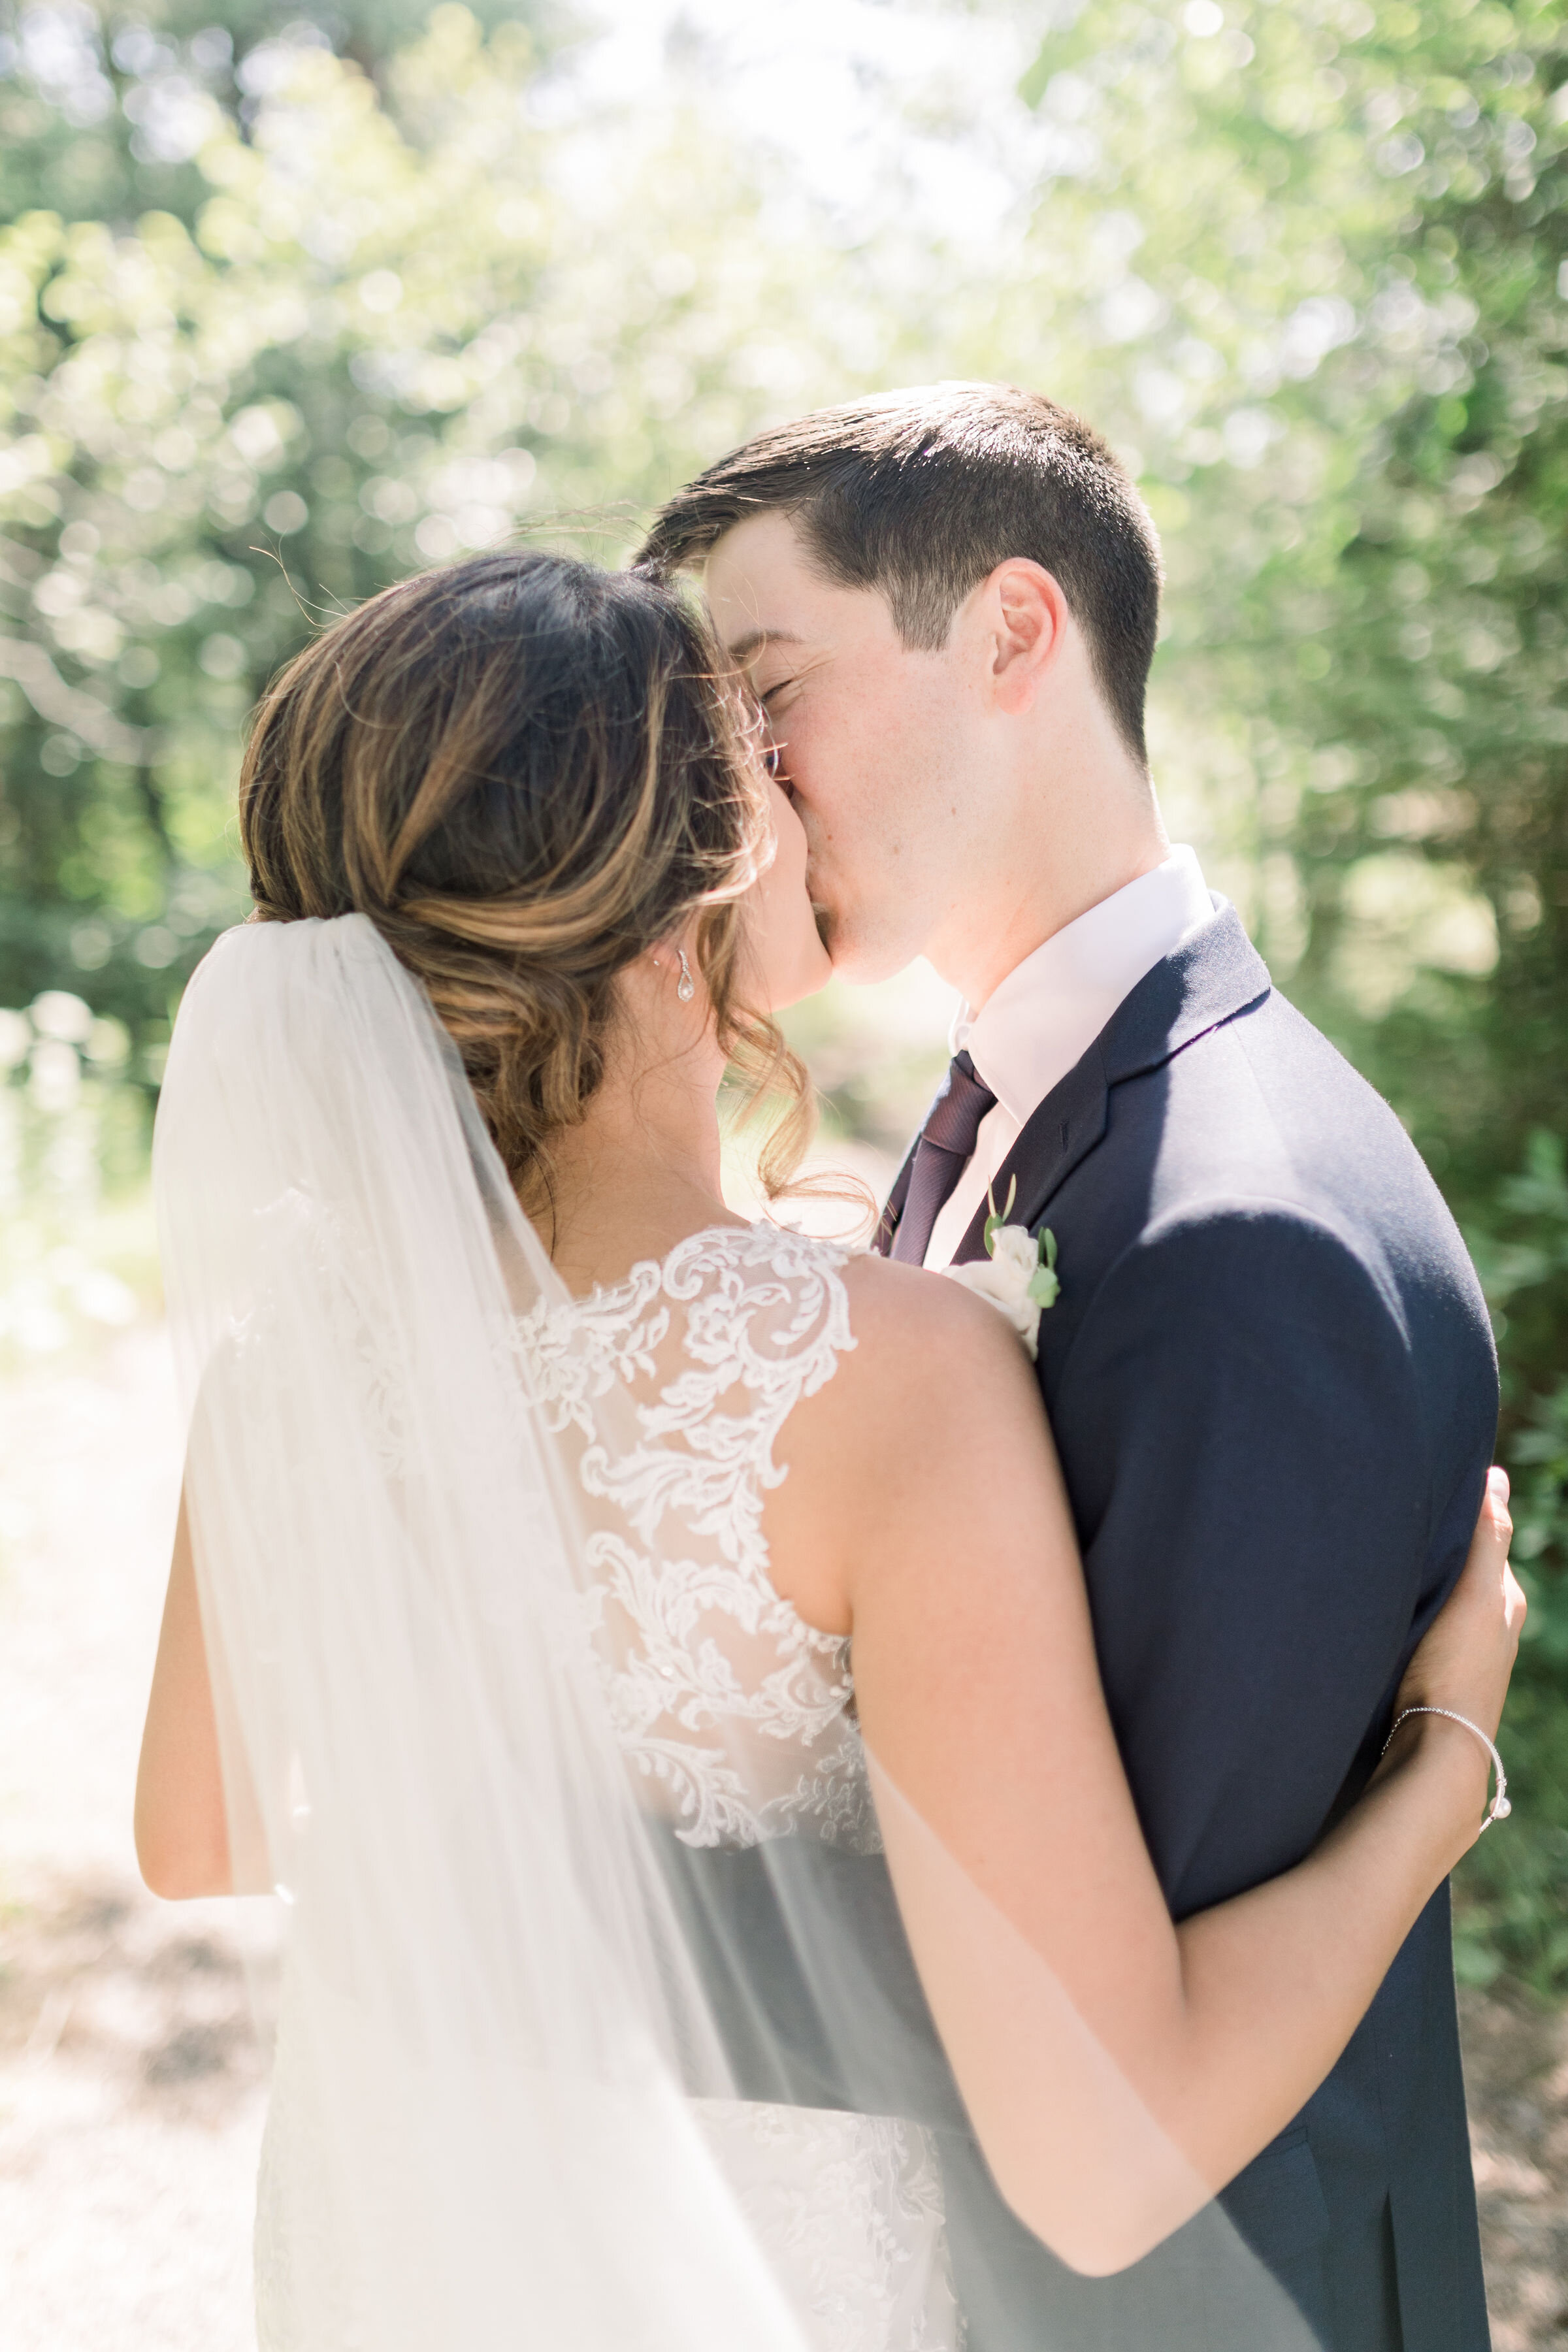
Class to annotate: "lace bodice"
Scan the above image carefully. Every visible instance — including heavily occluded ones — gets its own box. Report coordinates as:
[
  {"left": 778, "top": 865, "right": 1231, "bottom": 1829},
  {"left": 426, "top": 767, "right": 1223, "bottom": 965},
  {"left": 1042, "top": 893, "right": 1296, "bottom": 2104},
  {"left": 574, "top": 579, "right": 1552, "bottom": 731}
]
[
  {"left": 258, "top": 1220, "right": 962, "bottom": 2352},
  {"left": 513, "top": 1221, "right": 960, "bottom": 2351},
  {"left": 515, "top": 1221, "right": 881, "bottom": 1854}
]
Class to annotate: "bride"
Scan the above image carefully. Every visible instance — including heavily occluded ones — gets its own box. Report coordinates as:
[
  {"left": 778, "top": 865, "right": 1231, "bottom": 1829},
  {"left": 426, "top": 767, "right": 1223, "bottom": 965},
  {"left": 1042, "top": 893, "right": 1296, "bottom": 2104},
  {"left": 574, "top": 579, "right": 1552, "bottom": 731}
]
[{"left": 135, "top": 549, "right": 1520, "bottom": 2352}]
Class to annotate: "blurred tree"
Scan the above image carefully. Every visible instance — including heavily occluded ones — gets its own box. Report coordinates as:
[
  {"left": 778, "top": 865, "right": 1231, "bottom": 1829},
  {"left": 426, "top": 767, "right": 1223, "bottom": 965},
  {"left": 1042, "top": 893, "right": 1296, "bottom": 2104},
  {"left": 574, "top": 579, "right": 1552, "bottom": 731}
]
[
  {"left": 1004, "top": 0, "right": 1567, "bottom": 1984},
  {"left": 998, "top": 0, "right": 1566, "bottom": 1179},
  {"left": 0, "top": 3, "right": 907, "bottom": 1072},
  {"left": 0, "top": 0, "right": 558, "bottom": 233},
  {"left": 1461, "top": 1134, "right": 1568, "bottom": 1986}
]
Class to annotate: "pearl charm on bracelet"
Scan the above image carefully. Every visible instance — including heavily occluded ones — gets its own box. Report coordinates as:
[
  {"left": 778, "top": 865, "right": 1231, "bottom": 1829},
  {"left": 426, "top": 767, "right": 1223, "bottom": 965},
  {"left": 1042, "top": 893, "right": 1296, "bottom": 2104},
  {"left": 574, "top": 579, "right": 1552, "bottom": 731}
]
[{"left": 1380, "top": 1706, "right": 1511, "bottom": 1833}]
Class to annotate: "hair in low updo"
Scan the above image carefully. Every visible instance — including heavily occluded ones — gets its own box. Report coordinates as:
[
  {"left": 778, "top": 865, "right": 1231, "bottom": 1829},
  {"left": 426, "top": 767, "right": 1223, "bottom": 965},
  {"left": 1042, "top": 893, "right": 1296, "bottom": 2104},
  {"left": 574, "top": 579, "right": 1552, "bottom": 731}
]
[{"left": 238, "top": 549, "right": 814, "bottom": 1227}]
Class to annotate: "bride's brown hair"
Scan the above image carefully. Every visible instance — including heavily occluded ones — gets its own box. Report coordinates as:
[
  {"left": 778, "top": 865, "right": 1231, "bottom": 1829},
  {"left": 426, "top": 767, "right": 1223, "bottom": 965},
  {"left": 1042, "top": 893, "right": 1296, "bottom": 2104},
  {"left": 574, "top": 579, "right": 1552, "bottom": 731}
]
[{"left": 238, "top": 549, "right": 813, "bottom": 1223}]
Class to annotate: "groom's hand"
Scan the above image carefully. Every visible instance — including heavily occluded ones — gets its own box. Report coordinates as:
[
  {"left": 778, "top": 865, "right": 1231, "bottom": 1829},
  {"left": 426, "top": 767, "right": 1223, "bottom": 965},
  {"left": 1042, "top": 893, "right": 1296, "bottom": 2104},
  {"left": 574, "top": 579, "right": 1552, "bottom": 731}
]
[{"left": 1396, "top": 1467, "right": 1522, "bottom": 1743}]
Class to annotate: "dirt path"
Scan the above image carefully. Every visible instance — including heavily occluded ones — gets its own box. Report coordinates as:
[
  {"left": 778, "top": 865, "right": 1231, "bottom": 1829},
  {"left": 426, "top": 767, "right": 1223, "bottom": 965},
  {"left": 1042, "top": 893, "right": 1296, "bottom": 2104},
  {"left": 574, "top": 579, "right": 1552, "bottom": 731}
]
[
  {"left": 1462, "top": 1985, "right": 1568, "bottom": 2347},
  {"left": 1, "top": 1331, "right": 1562, "bottom": 2350},
  {"left": 0, "top": 1330, "right": 270, "bottom": 2351}
]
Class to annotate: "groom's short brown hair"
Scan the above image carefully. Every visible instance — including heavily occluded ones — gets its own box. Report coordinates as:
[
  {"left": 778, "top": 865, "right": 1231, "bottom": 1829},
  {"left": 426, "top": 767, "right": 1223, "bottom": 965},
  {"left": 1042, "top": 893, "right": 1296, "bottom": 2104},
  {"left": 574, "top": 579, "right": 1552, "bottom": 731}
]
[{"left": 637, "top": 382, "right": 1162, "bottom": 766}]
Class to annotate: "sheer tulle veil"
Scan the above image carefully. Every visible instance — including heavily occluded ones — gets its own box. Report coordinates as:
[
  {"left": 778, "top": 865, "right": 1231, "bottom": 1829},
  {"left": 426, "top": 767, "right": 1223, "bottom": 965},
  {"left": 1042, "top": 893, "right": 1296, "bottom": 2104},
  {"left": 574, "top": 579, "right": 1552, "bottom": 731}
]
[
  {"left": 157, "top": 913, "right": 808, "bottom": 2349},
  {"left": 155, "top": 911, "right": 1318, "bottom": 2350}
]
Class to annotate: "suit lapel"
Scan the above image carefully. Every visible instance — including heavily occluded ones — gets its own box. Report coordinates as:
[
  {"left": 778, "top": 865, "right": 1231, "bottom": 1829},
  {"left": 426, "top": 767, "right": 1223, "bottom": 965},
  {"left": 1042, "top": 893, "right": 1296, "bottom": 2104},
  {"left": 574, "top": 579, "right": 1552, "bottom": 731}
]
[
  {"left": 951, "top": 1051, "right": 1107, "bottom": 1263},
  {"left": 948, "top": 902, "right": 1272, "bottom": 1266}
]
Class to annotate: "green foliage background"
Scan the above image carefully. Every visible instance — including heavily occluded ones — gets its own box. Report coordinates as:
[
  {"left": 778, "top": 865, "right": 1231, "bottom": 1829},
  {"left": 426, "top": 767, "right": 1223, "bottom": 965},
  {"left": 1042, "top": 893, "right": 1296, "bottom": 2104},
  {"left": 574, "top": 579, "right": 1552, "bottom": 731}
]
[{"left": 1, "top": 0, "right": 1563, "bottom": 1985}]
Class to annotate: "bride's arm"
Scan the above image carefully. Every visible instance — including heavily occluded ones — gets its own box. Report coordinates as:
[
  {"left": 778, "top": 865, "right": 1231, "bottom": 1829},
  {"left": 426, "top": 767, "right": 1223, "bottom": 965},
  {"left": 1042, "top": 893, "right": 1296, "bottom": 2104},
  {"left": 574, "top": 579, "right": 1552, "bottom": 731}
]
[
  {"left": 794, "top": 1259, "right": 1520, "bottom": 2278},
  {"left": 135, "top": 1493, "right": 231, "bottom": 1897},
  {"left": 135, "top": 1489, "right": 269, "bottom": 1898}
]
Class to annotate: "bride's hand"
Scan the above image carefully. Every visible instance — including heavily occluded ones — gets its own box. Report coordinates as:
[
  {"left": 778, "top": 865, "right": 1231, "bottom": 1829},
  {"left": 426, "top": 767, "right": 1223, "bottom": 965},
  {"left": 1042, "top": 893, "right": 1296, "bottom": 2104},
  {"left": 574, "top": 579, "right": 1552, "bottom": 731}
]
[{"left": 1394, "top": 1467, "right": 1526, "bottom": 1746}]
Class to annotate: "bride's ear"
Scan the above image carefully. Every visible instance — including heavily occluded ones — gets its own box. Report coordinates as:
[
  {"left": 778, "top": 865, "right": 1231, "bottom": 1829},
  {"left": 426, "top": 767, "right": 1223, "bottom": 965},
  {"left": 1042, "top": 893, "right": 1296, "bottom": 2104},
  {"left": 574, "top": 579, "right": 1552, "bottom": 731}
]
[{"left": 620, "top": 929, "right": 709, "bottom": 1035}]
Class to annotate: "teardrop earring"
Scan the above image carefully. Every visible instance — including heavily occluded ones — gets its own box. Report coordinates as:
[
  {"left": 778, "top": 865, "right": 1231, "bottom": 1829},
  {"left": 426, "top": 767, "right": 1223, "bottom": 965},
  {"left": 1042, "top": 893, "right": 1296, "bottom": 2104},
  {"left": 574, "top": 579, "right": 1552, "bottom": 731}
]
[{"left": 676, "top": 948, "right": 696, "bottom": 1004}]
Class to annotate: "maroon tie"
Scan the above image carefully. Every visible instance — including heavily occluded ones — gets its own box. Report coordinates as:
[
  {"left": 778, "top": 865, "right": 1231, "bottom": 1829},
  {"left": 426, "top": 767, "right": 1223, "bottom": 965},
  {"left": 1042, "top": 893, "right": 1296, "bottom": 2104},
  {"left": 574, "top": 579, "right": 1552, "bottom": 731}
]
[{"left": 890, "top": 1050, "right": 998, "bottom": 1265}]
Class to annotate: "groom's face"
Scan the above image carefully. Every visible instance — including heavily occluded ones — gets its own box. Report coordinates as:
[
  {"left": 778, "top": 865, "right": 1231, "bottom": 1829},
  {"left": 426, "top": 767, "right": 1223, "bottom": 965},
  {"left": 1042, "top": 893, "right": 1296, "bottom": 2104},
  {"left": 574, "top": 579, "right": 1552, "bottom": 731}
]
[{"left": 704, "top": 511, "right": 977, "bottom": 985}]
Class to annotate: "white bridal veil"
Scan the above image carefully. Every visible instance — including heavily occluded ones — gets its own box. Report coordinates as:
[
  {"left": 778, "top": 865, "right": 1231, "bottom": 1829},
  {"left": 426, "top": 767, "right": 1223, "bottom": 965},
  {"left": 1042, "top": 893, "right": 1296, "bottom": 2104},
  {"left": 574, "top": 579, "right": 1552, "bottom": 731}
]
[
  {"left": 158, "top": 914, "right": 804, "bottom": 2349},
  {"left": 155, "top": 913, "right": 1317, "bottom": 2352}
]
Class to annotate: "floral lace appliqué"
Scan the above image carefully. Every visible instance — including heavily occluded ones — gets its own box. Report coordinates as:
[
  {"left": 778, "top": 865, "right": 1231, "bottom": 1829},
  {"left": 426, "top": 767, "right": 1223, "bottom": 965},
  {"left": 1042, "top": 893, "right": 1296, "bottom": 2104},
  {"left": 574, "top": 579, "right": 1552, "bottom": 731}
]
[{"left": 515, "top": 1223, "right": 881, "bottom": 1854}]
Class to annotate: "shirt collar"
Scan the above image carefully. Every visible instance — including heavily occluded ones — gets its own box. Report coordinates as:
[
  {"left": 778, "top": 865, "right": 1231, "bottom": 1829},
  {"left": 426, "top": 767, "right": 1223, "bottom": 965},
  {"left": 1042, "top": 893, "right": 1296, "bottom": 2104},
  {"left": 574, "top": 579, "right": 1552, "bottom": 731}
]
[{"left": 950, "top": 847, "right": 1213, "bottom": 1125}]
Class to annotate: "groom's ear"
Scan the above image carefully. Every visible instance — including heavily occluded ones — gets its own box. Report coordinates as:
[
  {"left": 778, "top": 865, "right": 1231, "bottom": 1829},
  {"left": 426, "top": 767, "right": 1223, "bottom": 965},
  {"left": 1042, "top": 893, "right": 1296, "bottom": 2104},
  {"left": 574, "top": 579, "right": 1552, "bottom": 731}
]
[{"left": 978, "top": 560, "right": 1068, "bottom": 715}]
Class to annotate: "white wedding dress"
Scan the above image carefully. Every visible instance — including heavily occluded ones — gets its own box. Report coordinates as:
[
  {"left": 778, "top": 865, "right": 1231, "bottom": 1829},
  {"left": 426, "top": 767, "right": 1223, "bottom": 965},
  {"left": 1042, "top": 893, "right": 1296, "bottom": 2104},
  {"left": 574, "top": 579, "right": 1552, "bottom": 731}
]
[
  {"left": 172, "top": 920, "right": 1324, "bottom": 2352},
  {"left": 256, "top": 1218, "right": 962, "bottom": 2352}
]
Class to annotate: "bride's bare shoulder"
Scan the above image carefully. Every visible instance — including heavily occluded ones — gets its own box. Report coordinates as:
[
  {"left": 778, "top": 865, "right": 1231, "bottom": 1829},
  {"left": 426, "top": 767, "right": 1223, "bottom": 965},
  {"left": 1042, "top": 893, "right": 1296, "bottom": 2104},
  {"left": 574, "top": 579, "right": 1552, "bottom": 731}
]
[
  {"left": 766, "top": 1249, "right": 1054, "bottom": 1629},
  {"left": 831, "top": 1251, "right": 1043, "bottom": 1446},
  {"left": 840, "top": 1249, "right": 1011, "bottom": 1345},
  {"left": 766, "top": 1250, "right": 1049, "bottom": 1607}
]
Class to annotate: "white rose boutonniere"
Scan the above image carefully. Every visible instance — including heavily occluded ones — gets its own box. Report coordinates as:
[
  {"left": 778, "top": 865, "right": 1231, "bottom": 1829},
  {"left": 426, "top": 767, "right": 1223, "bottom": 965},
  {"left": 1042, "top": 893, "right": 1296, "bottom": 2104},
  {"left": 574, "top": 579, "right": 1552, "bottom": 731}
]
[{"left": 944, "top": 1177, "right": 1060, "bottom": 1361}]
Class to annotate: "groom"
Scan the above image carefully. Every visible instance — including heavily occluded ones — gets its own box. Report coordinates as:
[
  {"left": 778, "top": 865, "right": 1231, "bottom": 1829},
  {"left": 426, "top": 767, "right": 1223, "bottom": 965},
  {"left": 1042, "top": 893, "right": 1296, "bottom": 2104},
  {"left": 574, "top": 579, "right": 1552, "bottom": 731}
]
[{"left": 640, "top": 384, "right": 1499, "bottom": 2351}]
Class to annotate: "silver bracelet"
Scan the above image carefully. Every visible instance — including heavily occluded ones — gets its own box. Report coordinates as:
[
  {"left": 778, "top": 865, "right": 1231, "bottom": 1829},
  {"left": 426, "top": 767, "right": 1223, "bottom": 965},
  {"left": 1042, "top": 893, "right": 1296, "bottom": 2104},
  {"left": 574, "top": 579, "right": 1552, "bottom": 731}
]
[{"left": 1380, "top": 1706, "right": 1512, "bottom": 1832}]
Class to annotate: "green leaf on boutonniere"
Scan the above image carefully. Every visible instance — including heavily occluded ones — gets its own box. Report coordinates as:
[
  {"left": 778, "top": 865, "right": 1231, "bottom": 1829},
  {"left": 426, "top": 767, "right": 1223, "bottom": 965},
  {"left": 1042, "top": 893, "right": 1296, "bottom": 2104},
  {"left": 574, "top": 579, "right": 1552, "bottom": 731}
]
[
  {"left": 983, "top": 1173, "right": 1019, "bottom": 1257},
  {"left": 1028, "top": 1226, "right": 1060, "bottom": 1309}
]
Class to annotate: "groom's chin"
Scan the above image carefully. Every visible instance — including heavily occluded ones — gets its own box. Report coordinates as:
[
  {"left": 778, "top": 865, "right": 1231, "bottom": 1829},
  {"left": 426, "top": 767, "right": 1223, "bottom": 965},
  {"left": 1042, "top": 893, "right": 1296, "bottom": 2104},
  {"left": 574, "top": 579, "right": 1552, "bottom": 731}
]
[
  {"left": 816, "top": 899, "right": 910, "bottom": 987},
  {"left": 822, "top": 919, "right": 915, "bottom": 989}
]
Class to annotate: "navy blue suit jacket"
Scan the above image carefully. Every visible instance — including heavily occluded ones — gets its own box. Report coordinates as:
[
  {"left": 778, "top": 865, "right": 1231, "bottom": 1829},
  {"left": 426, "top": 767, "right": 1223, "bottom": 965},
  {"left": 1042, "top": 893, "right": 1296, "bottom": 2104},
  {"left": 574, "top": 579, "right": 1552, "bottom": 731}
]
[{"left": 877, "top": 902, "right": 1498, "bottom": 2351}]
